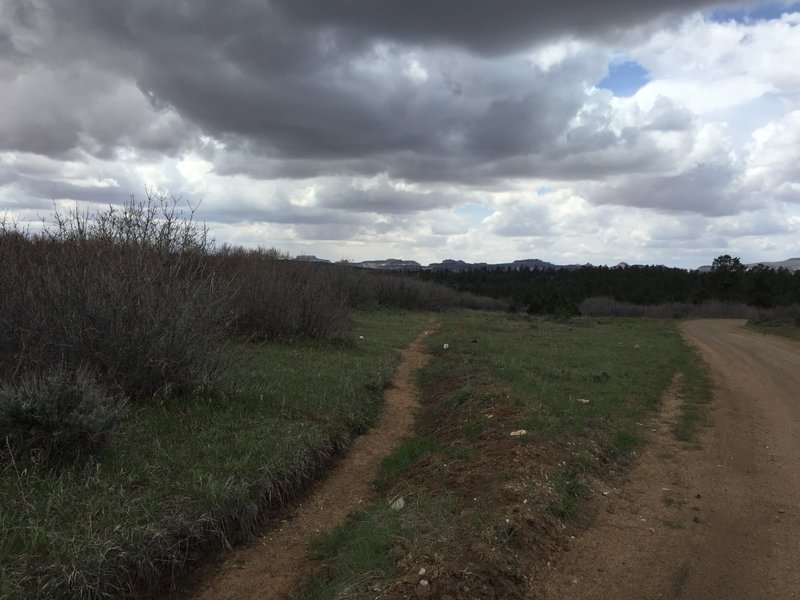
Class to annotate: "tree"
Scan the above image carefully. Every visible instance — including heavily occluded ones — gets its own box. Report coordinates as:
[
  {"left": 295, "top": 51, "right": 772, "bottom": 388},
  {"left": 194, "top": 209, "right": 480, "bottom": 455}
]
[{"left": 710, "top": 255, "right": 746, "bottom": 302}]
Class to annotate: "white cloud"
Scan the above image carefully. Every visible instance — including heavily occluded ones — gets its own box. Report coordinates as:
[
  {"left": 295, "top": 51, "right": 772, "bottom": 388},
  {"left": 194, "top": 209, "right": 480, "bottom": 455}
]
[{"left": 2, "top": 3, "right": 800, "bottom": 269}]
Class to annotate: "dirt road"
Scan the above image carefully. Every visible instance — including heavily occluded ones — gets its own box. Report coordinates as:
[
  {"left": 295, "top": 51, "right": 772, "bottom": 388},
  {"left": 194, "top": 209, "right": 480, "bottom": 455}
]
[
  {"left": 541, "top": 319, "right": 800, "bottom": 599},
  {"left": 190, "top": 327, "right": 435, "bottom": 600}
]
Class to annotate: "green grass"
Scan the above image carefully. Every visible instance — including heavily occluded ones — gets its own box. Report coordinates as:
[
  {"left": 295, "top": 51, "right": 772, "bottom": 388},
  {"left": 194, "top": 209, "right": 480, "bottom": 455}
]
[
  {"left": 423, "top": 312, "right": 704, "bottom": 439},
  {"left": 297, "top": 311, "right": 714, "bottom": 598},
  {"left": 376, "top": 436, "right": 438, "bottom": 489},
  {"left": 302, "top": 502, "right": 406, "bottom": 600},
  {"left": 420, "top": 312, "right": 711, "bottom": 516},
  {"left": 0, "top": 310, "right": 432, "bottom": 599},
  {"left": 671, "top": 347, "right": 713, "bottom": 442},
  {"left": 299, "top": 494, "right": 461, "bottom": 600}
]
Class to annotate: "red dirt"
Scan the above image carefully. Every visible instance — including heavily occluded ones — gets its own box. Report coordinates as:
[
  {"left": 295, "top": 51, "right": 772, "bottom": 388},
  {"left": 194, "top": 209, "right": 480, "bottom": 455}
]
[{"left": 190, "top": 325, "right": 437, "bottom": 600}]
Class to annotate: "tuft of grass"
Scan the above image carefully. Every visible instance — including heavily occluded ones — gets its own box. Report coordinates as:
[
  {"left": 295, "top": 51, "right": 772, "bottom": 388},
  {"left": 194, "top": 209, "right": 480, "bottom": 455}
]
[
  {"left": 0, "top": 311, "right": 432, "bottom": 599},
  {"left": 376, "top": 436, "right": 438, "bottom": 489},
  {"left": 300, "top": 495, "right": 461, "bottom": 600},
  {"left": 671, "top": 345, "right": 713, "bottom": 442},
  {"left": 611, "top": 428, "right": 645, "bottom": 457},
  {"left": 550, "top": 467, "right": 590, "bottom": 520},
  {"left": 446, "top": 444, "right": 474, "bottom": 461}
]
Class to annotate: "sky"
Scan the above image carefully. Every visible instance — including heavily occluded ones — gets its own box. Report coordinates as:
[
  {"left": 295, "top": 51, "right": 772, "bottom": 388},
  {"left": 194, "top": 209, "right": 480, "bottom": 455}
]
[{"left": 1, "top": 1, "right": 799, "bottom": 268}]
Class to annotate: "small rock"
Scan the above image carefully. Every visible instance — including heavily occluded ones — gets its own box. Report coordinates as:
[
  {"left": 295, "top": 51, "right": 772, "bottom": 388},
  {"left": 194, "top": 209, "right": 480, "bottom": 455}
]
[
  {"left": 416, "top": 579, "right": 431, "bottom": 598},
  {"left": 510, "top": 429, "right": 527, "bottom": 436},
  {"left": 390, "top": 496, "right": 405, "bottom": 511},
  {"left": 443, "top": 343, "right": 449, "bottom": 349},
  {"left": 693, "top": 515, "right": 703, "bottom": 524},
  {"left": 419, "top": 567, "right": 426, "bottom": 576}
]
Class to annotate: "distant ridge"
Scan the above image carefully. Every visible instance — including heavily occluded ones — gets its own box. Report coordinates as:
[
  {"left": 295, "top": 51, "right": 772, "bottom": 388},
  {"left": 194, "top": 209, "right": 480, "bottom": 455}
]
[
  {"left": 295, "top": 256, "right": 591, "bottom": 271},
  {"left": 296, "top": 255, "right": 800, "bottom": 273}
]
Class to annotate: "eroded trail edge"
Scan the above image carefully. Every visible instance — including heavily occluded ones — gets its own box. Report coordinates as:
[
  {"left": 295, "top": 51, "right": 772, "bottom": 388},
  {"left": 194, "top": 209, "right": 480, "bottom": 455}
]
[
  {"left": 193, "top": 326, "right": 436, "bottom": 600},
  {"left": 540, "top": 319, "right": 800, "bottom": 600}
]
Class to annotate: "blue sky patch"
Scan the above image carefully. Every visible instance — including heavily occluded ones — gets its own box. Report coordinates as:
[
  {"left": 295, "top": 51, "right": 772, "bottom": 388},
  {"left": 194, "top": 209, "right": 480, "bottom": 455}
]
[
  {"left": 597, "top": 60, "right": 650, "bottom": 97},
  {"left": 708, "top": 1, "right": 800, "bottom": 23},
  {"left": 455, "top": 204, "right": 493, "bottom": 220}
]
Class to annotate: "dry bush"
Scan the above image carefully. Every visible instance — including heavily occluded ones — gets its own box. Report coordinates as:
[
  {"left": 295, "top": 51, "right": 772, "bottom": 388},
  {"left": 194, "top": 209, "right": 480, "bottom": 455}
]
[
  {"left": 579, "top": 297, "right": 760, "bottom": 319},
  {"left": 341, "top": 269, "right": 508, "bottom": 312},
  {"left": 0, "top": 195, "right": 232, "bottom": 400},
  {"left": 749, "top": 303, "right": 800, "bottom": 326},
  {"left": 218, "top": 248, "right": 351, "bottom": 340}
]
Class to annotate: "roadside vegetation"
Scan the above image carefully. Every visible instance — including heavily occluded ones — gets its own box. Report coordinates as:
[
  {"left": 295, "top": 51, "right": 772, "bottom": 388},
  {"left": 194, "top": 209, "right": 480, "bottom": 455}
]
[
  {"left": 300, "top": 312, "right": 712, "bottom": 599},
  {"left": 746, "top": 304, "right": 800, "bottom": 340},
  {"left": 0, "top": 196, "right": 502, "bottom": 599}
]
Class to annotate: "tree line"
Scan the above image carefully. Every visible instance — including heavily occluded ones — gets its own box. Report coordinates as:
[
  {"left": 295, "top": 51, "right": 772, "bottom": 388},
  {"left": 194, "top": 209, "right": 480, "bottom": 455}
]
[{"left": 416, "top": 255, "right": 800, "bottom": 315}]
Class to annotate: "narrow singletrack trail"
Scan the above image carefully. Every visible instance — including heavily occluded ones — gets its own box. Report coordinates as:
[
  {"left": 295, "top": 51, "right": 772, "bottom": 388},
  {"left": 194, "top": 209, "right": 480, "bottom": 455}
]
[
  {"left": 191, "top": 326, "right": 436, "bottom": 600},
  {"left": 540, "top": 319, "right": 800, "bottom": 599}
]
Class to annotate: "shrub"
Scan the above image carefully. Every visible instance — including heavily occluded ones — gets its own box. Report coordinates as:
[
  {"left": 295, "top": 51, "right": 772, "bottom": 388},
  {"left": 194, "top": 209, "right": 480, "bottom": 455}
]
[
  {"left": 0, "top": 194, "right": 232, "bottom": 399},
  {"left": 341, "top": 269, "right": 508, "bottom": 312},
  {"left": 217, "top": 248, "right": 351, "bottom": 340},
  {"left": 0, "top": 368, "right": 128, "bottom": 466},
  {"left": 579, "top": 297, "right": 760, "bottom": 319}
]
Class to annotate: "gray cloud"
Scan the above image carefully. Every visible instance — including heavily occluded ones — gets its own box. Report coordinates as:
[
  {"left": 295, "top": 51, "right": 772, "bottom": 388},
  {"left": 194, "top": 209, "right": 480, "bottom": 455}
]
[
  {"left": 5, "top": 0, "right": 791, "bottom": 263},
  {"left": 485, "top": 202, "right": 554, "bottom": 237},
  {"left": 319, "top": 179, "right": 460, "bottom": 214},
  {"left": 272, "top": 0, "right": 743, "bottom": 53},
  {"left": 587, "top": 162, "right": 746, "bottom": 216},
  {"left": 1, "top": 1, "right": 737, "bottom": 174}
]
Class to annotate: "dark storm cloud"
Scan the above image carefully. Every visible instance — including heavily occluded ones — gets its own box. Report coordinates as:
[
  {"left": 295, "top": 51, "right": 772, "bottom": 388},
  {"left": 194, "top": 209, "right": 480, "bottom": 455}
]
[
  {"left": 1, "top": 0, "right": 757, "bottom": 226},
  {"left": 4, "top": 0, "right": 736, "bottom": 163},
  {"left": 273, "top": 0, "right": 742, "bottom": 53}
]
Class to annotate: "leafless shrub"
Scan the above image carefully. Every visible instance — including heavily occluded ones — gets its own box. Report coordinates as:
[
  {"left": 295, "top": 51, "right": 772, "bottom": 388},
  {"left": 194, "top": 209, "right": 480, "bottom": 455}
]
[
  {"left": 579, "top": 297, "right": 760, "bottom": 319},
  {"left": 217, "top": 248, "right": 351, "bottom": 340},
  {"left": 0, "top": 194, "right": 232, "bottom": 399},
  {"left": 749, "top": 303, "right": 800, "bottom": 326},
  {"left": 341, "top": 269, "right": 508, "bottom": 312}
]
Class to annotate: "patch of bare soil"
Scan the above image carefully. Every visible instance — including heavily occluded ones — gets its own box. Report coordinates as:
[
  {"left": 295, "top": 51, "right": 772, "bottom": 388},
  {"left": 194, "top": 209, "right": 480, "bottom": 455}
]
[
  {"left": 374, "top": 372, "right": 581, "bottom": 599},
  {"left": 539, "top": 319, "right": 800, "bottom": 599},
  {"left": 189, "top": 325, "right": 437, "bottom": 600}
]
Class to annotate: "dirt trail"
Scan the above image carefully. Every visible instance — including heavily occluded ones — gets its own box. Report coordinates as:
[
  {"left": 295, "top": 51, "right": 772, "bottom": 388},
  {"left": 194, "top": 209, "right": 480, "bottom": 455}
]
[
  {"left": 191, "top": 327, "right": 435, "bottom": 600},
  {"left": 539, "top": 319, "right": 800, "bottom": 600}
]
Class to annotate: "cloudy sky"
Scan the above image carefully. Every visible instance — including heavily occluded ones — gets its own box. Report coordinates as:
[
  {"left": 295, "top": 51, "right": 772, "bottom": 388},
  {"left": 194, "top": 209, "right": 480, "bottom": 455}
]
[{"left": 1, "top": 0, "right": 799, "bottom": 267}]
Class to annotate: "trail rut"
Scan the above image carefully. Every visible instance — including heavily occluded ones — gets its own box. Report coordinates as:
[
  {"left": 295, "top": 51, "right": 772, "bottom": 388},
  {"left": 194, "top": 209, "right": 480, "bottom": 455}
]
[{"left": 191, "top": 326, "right": 435, "bottom": 600}]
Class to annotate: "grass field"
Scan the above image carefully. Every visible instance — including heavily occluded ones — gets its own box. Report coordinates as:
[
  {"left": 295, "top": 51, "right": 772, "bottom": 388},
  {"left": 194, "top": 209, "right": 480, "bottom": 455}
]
[
  {"left": 300, "top": 312, "right": 712, "bottom": 599},
  {"left": 0, "top": 311, "right": 432, "bottom": 600}
]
